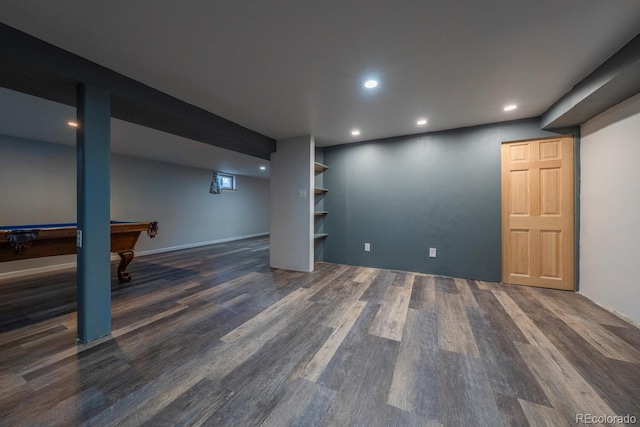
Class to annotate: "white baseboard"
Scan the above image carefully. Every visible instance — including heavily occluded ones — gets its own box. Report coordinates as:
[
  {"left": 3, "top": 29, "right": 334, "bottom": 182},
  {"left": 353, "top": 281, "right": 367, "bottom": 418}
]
[
  {"left": 0, "top": 261, "right": 79, "bottom": 281},
  {"left": 135, "top": 232, "right": 269, "bottom": 258},
  {"left": 577, "top": 291, "right": 640, "bottom": 328},
  {"left": 0, "top": 232, "right": 270, "bottom": 281}
]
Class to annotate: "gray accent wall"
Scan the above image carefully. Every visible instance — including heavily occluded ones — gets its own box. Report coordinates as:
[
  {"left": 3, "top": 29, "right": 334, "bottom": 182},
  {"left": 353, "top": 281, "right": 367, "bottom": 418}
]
[
  {"left": 323, "top": 119, "right": 574, "bottom": 282},
  {"left": 0, "top": 135, "right": 270, "bottom": 277}
]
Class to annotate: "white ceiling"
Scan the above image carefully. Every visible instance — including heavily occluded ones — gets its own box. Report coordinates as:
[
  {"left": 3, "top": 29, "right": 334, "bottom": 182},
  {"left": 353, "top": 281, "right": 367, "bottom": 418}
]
[{"left": 1, "top": 1, "right": 640, "bottom": 168}]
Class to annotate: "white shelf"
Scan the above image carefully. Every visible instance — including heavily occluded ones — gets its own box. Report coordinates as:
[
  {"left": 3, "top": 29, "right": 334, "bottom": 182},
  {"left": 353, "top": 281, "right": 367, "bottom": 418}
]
[{"left": 314, "top": 162, "right": 329, "bottom": 172}]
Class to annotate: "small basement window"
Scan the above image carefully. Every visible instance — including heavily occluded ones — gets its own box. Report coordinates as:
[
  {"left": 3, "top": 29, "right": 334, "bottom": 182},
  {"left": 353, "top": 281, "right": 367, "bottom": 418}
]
[{"left": 219, "top": 173, "right": 236, "bottom": 190}]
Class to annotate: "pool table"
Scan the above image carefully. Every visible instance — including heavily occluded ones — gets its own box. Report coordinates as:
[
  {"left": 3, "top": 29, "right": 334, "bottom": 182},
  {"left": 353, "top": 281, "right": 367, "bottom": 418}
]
[{"left": 0, "top": 221, "right": 158, "bottom": 282}]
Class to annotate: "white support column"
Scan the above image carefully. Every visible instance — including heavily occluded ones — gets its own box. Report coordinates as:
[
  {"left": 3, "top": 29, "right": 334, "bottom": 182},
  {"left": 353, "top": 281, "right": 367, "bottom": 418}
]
[{"left": 270, "top": 135, "right": 314, "bottom": 272}]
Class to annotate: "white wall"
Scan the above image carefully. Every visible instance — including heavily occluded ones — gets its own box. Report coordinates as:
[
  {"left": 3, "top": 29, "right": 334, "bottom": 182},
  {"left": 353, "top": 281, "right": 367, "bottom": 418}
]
[
  {"left": 0, "top": 136, "right": 270, "bottom": 276},
  {"left": 580, "top": 92, "right": 640, "bottom": 324}
]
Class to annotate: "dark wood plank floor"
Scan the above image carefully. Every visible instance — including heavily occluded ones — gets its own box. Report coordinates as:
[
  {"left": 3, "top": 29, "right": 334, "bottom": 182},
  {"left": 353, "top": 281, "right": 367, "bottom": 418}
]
[{"left": 1, "top": 236, "right": 639, "bottom": 426}]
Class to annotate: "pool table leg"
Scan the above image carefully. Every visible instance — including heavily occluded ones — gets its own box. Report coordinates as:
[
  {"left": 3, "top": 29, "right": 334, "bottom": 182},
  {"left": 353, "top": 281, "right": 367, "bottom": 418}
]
[{"left": 117, "top": 250, "right": 135, "bottom": 283}]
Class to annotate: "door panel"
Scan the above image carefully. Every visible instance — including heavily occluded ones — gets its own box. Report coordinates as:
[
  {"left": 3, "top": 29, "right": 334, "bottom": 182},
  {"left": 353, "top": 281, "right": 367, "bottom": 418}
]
[
  {"left": 509, "top": 143, "right": 531, "bottom": 162},
  {"left": 510, "top": 170, "right": 530, "bottom": 215},
  {"left": 509, "top": 230, "right": 530, "bottom": 275},
  {"left": 540, "top": 230, "right": 562, "bottom": 279},
  {"left": 501, "top": 136, "right": 574, "bottom": 290},
  {"left": 540, "top": 168, "right": 561, "bottom": 215},
  {"left": 539, "top": 139, "right": 560, "bottom": 160}
]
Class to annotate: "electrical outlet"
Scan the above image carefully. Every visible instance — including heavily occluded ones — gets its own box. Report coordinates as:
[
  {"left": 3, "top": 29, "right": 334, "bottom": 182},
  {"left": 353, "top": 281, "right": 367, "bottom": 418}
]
[
  {"left": 365, "top": 243, "right": 371, "bottom": 252},
  {"left": 298, "top": 189, "right": 307, "bottom": 198},
  {"left": 429, "top": 247, "right": 436, "bottom": 258}
]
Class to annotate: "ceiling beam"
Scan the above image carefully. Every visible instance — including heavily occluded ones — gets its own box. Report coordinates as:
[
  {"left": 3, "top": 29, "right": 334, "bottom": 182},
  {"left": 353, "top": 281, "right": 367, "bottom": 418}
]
[
  {"left": 541, "top": 33, "right": 640, "bottom": 130},
  {"left": 0, "top": 23, "right": 276, "bottom": 160}
]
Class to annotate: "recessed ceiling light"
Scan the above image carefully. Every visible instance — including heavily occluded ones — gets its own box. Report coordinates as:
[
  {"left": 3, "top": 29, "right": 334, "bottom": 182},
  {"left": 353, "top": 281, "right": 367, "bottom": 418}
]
[
  {"left": 67, "top": 121, "right": 78, "bottom": 127},
  {"left": 259, "top": 166, "right": 266, "bottom": 171},
  {"left": 416, "top": 119, "right": 427, "bottom": 126},
  {"left": 364, "top": 80, "right": 378, "bottom": 89},
  {"left": 504, "top": 104, "right": 517, "bottom": 111},
  {"left": 351, "top": 129, "right": 361, "bottom": 136}
]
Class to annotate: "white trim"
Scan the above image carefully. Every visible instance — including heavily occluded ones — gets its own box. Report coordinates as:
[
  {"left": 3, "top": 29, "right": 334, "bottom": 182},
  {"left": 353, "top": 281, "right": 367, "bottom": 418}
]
[
  {"left": 577, "top": 291, "right": 640, "bottom": 329},
  {"left": 135, "top": 232, "right": 269, "bottom": 257},
  {"left": 0, "top": 261, "right": 78, "bottom": 280},
  {"left": 0, "top": 232, "right": 269, "bottom": 281}
]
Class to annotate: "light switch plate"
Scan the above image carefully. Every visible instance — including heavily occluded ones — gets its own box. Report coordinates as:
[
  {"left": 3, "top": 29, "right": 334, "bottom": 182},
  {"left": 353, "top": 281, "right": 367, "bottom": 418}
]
[
  {"left": 429, "top": 247, "right": 436, "bottom": 258},
  {"left": 76, "top": 230, "right": 82, "bottom": 248},
  {"left": 365, "top": 243, "right": 371, "bottom": 252}
]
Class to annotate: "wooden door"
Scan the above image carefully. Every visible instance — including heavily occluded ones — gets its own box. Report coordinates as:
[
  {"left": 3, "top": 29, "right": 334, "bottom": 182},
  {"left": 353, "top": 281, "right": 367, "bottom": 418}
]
[{"left": 501, "top": 136, "right": 574, "bottom": 290}]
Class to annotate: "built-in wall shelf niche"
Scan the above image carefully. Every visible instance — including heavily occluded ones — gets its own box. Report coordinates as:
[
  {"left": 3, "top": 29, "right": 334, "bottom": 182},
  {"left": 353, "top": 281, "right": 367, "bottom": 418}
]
[{"left": 314, "top": 160, "right": 328, "bottom": 249}]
